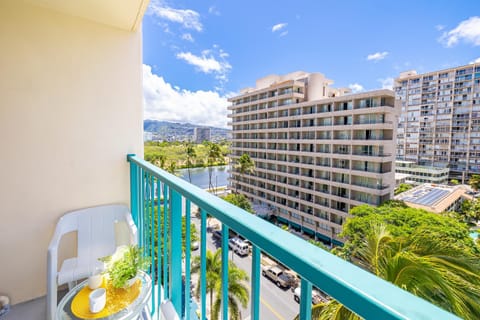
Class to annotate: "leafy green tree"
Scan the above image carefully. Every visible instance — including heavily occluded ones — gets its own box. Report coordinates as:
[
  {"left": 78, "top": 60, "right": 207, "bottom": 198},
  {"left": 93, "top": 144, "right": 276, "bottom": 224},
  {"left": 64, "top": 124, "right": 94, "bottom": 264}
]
[
  {"left": 379, "top": 199, "right": 408, "bottom": 208},
  {"left": 394, "top": 183, "right": 413, "bottom": 195},
  {"left": 469, "top": 174, "right": 480, "bottom": 191},
  {"left": 308, "top": 239, "right": 329, "bottom": 251},
  {"left": 459, "top": 199, "right": 480, "bottom": 224},
  {"left": 143, "top": 202, "right": 197, "bottom": 283},
  {"left": 144, "top": 141, "right": 229, "bottom": 170},
  {"left": 307, "top": 222, "right": 480, "bottom": 320},
  {"left": 222, "top": 193, "right": 254, "bottom": 213},
  {"left": 211, "top": 263, "right": 249, "bottom": 320},
  {"left": 234, "top": 154, "right": 255, "bottom": 193},
  {"left": 155, "top": 154, "right": 167, "bottom": 170},
  {"left": 450, "top": 179, "right": 460, "bottom": 185},
  {"left": 206, "top": 142, "right": 224, "bottom": 191},
  {"left": 341, "top": 204, "right": 477, "bottom": 257},
  {"left": 185, "top": 142, "right": 197, "bottom": 183},
  {"left": 461, "top": 199, "right": 473, "bottom": 214},
  {"left": 165, "top": 162, "right": 177, "bottom": 175},
  {"left": 144, "top": 152, "right": 167, "bottom": 169}
]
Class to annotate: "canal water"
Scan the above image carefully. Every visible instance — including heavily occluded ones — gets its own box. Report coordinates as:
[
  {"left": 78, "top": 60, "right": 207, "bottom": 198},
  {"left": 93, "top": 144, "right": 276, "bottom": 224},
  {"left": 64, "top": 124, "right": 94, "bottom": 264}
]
[{"left": 178, "top": 165, "right": 230, "bottom": 189}]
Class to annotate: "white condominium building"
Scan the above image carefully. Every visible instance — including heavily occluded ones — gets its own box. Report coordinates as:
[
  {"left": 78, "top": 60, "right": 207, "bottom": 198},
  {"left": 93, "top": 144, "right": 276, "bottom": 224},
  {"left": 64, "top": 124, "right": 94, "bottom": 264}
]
[
  {"left": 194, "top": 127, "right": 211, "bottom": 143},
  {"left": 228, "top": 71, "right": 398, "bottom": 244},
  {"left": 395, "top": 63, "right": 480, "bottom": 179}
]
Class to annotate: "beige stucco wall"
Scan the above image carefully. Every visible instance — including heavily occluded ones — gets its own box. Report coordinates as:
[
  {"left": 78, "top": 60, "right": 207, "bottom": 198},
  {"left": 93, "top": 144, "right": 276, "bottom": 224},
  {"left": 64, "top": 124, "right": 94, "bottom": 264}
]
[{"left": 0, "top": 2, "right": 144, "bottom": 304}]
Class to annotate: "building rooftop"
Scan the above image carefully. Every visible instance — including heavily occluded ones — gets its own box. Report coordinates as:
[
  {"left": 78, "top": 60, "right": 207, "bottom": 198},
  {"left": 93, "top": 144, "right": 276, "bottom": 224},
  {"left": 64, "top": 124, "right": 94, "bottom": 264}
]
[
  {"left": 395, "top": 173, "right": 412, "bottom": 180},
  {"left": 395, "top": 183, "right": 468, "bottom": 213},
  {"left": 395, "top": 161, "right": 450, "bottom": 174}
]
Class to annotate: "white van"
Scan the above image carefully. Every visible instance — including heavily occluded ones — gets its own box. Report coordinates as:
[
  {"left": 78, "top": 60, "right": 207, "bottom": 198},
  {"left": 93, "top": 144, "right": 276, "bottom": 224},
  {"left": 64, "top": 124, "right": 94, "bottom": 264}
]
[{"left": 228, "top": 237, "right": 250, "bottom": 256}]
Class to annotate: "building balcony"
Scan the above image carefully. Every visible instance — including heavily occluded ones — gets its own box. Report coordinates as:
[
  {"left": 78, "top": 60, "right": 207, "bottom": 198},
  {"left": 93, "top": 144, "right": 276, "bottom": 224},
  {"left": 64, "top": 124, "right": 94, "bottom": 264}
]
[{"left": 351, "top": 151, "right": 392, "bottom": 157}]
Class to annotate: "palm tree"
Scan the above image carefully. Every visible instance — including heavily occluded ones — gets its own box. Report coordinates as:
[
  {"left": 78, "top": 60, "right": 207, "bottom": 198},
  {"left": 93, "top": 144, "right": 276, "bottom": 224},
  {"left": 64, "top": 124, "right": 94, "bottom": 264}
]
[
  {"left": 234, "top": 154, "right": 255, "bottom": 193},
  {"left": 304, "top": 223, "right": 480, "bottom": 320},
  {"left": 185, "top": 142, "right": 197, "bottom": 183},
  {"left": 166, "top": 162, "right": 177, "bottom": 175},
  {"left": 206, "top": 142, "right": 223, "bottom": 192},
  {"left": 191, "top": 250, "right": 222, "bottom": 315},
  {"left": 191, "top": 250, "right": 249, "bottom": 320},
  {"left": 154, "top": 154, "right": 167, "bottom": 170},
  {"left": 211, "top": 263, "right": 249, "bottom": 320}
]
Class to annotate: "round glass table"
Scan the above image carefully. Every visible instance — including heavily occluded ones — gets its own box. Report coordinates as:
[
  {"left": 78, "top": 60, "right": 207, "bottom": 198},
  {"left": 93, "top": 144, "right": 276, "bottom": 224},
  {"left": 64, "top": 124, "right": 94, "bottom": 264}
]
[{"left": 56, "top": 271, "right": 152, "bottom": 320}]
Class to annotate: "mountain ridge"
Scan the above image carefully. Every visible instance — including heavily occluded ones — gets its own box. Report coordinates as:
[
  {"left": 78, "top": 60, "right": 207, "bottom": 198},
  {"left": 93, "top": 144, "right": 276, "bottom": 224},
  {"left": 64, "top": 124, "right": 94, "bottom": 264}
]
[{"left": 144, "top": 119, "right": 230, "bottom": 141}]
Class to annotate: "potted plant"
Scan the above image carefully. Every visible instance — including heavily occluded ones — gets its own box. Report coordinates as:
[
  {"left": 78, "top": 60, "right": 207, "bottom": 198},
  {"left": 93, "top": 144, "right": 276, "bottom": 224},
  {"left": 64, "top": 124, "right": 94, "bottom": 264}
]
[{"left": 100, "top": 245, "right": 150, "bottom": 289}]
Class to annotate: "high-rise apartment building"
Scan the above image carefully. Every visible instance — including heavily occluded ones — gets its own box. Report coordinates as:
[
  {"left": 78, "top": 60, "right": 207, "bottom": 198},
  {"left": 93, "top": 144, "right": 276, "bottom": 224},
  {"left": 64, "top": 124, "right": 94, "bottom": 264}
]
[
  {"left": 194, "top": 127, "right": 211, "bottom": 143},
  {"left": 228, "top": 71, "right": 398, "bottom": 244},
  {"left": 395, "top": 63, "right": 480, "bottom": 179}
]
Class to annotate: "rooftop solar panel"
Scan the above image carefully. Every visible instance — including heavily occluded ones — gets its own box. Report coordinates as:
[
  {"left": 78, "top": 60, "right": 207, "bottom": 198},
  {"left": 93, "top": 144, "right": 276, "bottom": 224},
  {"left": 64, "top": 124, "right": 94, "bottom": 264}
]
[{"left": 413, "top": 189, "right": 449, "bottom": 206}]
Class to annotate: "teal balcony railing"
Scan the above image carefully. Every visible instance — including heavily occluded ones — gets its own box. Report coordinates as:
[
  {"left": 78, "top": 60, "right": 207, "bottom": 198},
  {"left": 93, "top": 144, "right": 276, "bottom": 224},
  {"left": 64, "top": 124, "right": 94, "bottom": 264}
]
[{"left": 127, "top": 154, "right": 460, "bottom": 320}]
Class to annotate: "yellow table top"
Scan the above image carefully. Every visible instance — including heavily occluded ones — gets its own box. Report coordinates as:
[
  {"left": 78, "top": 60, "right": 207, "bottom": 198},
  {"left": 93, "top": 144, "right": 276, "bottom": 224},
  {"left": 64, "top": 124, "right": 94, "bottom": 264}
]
[{"left": 71, "top": 278, "right": 141, "bottom": 319}]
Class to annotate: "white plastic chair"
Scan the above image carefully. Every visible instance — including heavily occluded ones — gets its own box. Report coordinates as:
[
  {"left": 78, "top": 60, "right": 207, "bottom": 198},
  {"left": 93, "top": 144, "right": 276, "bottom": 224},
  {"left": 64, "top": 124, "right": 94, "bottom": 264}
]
[{"left": 46, "top": 204, "right": 137, "bottom": 320}]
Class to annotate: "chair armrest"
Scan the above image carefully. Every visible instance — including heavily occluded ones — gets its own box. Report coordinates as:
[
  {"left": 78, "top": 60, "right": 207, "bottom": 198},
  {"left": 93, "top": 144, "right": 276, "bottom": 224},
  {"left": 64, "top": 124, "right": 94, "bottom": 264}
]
[
  {"left": 125, "top": 213, "right": 138, "bottom": 245},
  {"left": 47, "top": 226, "right": 64, "bottom": 277},
  {"left": 48, "top": 227, "right": 63, "bottom": 254}
]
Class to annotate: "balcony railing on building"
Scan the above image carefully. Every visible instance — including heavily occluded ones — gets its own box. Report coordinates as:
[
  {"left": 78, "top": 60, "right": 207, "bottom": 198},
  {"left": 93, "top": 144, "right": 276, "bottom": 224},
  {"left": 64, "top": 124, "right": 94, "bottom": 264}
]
[{"left": 127, "top": 155, "right": 460, "bottom": 320}]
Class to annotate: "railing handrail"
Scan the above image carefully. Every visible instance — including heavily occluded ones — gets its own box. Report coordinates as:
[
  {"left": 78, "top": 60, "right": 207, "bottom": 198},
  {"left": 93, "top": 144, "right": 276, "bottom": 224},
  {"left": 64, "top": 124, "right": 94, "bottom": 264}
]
[{"left": 127, "top": 155, "right": 460, "bottom": 320}]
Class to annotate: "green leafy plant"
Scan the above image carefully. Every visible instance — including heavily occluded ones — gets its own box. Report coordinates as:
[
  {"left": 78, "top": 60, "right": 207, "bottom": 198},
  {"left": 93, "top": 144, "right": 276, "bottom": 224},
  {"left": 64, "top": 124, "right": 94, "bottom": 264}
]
[{"left": 100, "top": 245, "right": 151, "bottom": 288}]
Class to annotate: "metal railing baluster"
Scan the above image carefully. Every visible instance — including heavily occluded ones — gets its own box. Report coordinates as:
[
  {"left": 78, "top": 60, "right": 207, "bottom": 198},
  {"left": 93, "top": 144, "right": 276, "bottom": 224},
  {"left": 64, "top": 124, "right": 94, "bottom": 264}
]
[
  {"left": 139, "top": 168, "right": 144, "bottom": 248},
  {"left": 149, "top": 174, "right": 155, "bottom": 315},
  {"left": 221, "top": 223, "right": 229, "bottom": 320},
  {"left": 169, "top": 189, "right": 182, "bottom": 313},
  {"left": 128, "top": 154, "right": 139, "bottom": 225},
  {"left": 163, "top": 184, "right": 169, "bottom": 299},
  {"left": 299, "top": 278, "right": 312, "bottom": 320},
  {"left": 251, "top": 246, "right": 261, "bottom": 320},
  {"left": 200, "top": 208, "right": 207, "bottom": 320},
  {"left": 156, "top": 179, "right": 162, "bottom": 314},
  {"left": 185, "top": 199, "right": 191, "bottom": 319}
]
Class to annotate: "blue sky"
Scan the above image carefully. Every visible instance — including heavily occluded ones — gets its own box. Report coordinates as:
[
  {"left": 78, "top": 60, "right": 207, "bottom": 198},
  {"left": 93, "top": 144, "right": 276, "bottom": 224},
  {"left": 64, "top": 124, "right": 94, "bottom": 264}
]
[{"left": 142, "top": 0, "right": 480, "bottom": 128}]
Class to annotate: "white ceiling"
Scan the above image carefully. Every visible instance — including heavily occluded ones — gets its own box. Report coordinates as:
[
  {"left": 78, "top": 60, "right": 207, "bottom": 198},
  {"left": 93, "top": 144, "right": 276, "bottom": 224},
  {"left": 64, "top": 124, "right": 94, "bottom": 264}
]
[{"left": 22, "top": 0, "right": 149, "bottom": 31}]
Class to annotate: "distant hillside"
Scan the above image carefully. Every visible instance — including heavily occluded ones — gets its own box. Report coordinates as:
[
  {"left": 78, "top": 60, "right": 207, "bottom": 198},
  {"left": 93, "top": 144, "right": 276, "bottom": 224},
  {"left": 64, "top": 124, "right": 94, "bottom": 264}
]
[{"left": 144, "top": 120, "right": 230, "bottom": 142}]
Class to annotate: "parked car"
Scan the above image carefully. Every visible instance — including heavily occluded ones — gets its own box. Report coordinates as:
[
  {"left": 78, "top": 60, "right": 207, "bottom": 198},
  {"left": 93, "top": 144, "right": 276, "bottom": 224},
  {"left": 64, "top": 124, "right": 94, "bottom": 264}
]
[
  {"left": 191, "top": 241, "right": 199, "bottom": 251},
  {"left": 293, "top": 286, "right": 329, "bottom": 304},
  {"left": 262, "top": 265, "right": 292, "bottom": 288},
  {"left": 228, "top": 237, "right": 250, "bottom": 256},
  {"left": 212, "top": 230, "right": 222, "bottom": 240}
]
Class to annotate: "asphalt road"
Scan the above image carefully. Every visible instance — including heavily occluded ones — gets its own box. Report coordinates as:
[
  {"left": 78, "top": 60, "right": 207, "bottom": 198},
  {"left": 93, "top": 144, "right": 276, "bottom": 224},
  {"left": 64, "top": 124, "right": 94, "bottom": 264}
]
[{"left": 190, "top": 216, "right": 298, "bottom": 320}]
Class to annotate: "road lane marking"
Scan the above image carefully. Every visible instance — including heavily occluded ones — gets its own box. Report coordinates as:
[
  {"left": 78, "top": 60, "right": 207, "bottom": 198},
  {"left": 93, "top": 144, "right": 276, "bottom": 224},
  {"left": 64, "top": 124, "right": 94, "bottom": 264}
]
[{"left": 244, "top": 283, "right": 286, "bottom": 320}]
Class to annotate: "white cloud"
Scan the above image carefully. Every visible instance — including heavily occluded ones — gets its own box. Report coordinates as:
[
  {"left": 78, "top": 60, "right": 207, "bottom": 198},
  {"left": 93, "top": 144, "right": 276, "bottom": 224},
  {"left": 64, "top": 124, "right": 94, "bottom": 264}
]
[
  {"left": 439, "top": 16, "right": 480, "bottom": 47},
  {"left": 378, "top": 77, "right": 394, "bottom": 90},
  {"left": 272, "top": 23, "right": 288, "bottom": 32},
  {"left": 176, "top": 48, "right": 232, "bottom": 84},
  {"left": 208, "top": 6, "right": 220, "bottom": 15},
  {"left": 470, "top": 57, "right": 480, "bottom": 64},
  {"left": 143, "top": 65, "right": 229, "bottom": 128},
  {"left": 435, "top": 24, "right": 445, "bottom": 31},
  {"left": 280, "top": 31, "right": 288, "bottom": 37},
  {"left": 181, "top": 33, "right": 194, "bottom": 42},
  {"left": 149, "top": 0, "right": 202, "bottom": 32},
  {"left": 367, "top": 51, "right": 389, "bottom": 62},
  {"left": 176, "top": 52, "right": 220, "bottom": 72},
  {"left": 348, "top": 83, "right": 364, "bottom": 93}
]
